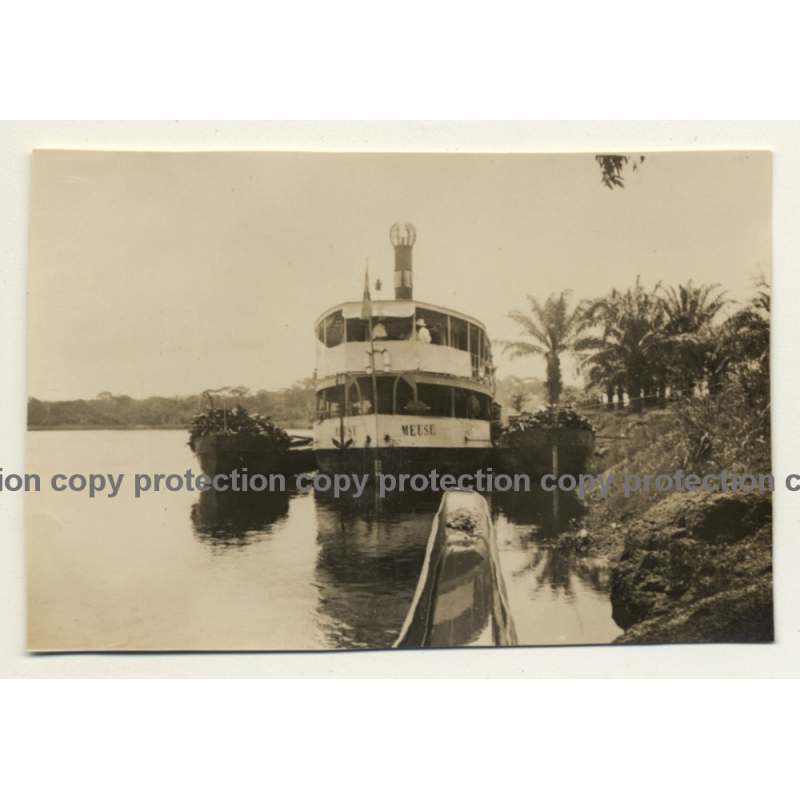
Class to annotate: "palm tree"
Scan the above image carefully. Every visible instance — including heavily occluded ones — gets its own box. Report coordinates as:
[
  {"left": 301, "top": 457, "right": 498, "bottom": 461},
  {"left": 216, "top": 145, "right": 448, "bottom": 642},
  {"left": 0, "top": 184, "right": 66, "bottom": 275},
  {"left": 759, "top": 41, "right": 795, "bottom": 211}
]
[
  {"left": 578, "top": 278, "right": 666, "bottom": 412},
  {"left": 658, "top": 282, "right": 727, "bottom": 397},
  {"left": 660, "top": 282, "right": 727, "bottom": 333},
  {"left": 719, "top": 284, "right": 770, "bottom": 405},
  {"left": 582, "top": 353, "right": 623, "bottom": 410},
  {"left": 498, "top": 291, "right": 587, "bottom": 405}
]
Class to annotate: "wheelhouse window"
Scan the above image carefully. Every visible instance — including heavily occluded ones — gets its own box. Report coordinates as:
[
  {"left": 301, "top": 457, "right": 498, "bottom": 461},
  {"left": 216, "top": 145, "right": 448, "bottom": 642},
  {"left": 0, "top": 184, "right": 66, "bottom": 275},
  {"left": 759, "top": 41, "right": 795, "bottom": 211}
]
[
  {"left": 319, "top": 377, "right": 490, "bottom": 421},
  {"left": 449, "top": 316, "right": 469, "bottom": 351},
  {"left": 352, "top": 376, "right": 396, "bottom": 414},
  {"left": 346, "top": 318, "right": 369, "bottom": 342},
  {"left": 345, "top": 315, "right": 413, "bottom": 342},
  {"left": 469, "top": 324, "right": 481, "bottom": 356},
  {"left": 470, "top": 324, "right": 484, "bottom": 379},
  {"left": 346, "top": 381, "right": 363, "bottom": 415},
  {"left": 454, "top": 388, "right": 491, "bottom": 421},
  {"left": 323, "top": 306, "right": 490, "bottom": 368},
  {"left": 379, "top": 316, "right": 413, "bottom": 341},
  {"left": 321, "top": 311, "right": 344, "bottom": 348},
  {"left": 418, "top": 309, "right": 448, "bottom": 345},
  {"left": 316, "top": 386, "right": 344, "bottom": 419},
  {"left": 394, "top": 376, "right": 416, "bottom": 415},
  {"left": 416, "top": 383, "right": 453, "bottom": 417}
]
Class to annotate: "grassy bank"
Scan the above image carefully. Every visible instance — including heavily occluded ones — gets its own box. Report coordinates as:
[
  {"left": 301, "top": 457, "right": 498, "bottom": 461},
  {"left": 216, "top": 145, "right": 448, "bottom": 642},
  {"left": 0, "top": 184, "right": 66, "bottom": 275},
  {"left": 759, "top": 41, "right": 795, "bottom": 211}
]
[{"left": 566, "top": 399, "right": 773, "bottom": 644}]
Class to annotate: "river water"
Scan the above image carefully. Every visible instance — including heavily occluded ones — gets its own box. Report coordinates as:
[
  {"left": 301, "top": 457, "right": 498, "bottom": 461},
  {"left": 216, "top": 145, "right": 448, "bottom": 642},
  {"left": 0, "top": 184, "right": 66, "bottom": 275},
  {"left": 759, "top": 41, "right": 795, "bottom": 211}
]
[{"left": 27, "top": 430, "right": 621, "bottom": 651}]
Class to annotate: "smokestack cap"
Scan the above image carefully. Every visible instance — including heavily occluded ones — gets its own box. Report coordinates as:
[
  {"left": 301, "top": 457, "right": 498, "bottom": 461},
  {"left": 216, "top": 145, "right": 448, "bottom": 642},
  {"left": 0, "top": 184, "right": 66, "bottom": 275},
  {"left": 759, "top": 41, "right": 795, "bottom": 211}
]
[{"left": 390, "top": 222, "right": 417, "bottom": 247}]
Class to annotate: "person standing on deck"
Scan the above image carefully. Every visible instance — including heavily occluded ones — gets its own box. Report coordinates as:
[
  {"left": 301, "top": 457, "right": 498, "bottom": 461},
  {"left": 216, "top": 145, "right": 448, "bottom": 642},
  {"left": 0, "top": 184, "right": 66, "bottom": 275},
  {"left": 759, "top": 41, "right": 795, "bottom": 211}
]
[
  {"left": 372, "top": 317, "right": 389, "bottom": 340},
  {"left": 416, "top": 318, "right": 432, "bottom": 344}
]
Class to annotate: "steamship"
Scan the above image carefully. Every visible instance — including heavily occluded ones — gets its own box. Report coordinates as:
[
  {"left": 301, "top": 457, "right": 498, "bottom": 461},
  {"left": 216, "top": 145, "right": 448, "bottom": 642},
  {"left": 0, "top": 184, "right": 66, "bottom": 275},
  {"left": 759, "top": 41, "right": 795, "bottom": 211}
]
[{"left": 313, "top": 224, "right": 496, "bottom": 476}]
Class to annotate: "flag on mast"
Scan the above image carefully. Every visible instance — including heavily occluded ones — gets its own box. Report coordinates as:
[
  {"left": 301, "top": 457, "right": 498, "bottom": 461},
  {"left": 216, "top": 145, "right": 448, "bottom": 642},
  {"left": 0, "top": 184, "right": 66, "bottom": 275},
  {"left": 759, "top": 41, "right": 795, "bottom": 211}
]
[{"left": 361, "top": 259, "right": 372, "bottom": 320}]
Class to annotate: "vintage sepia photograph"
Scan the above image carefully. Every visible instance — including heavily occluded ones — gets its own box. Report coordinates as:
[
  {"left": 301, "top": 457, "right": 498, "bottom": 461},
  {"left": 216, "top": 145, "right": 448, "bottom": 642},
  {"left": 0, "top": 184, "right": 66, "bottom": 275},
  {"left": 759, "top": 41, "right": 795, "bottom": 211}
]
[{"left": 25, "top": 149, "right": 772, "bottom": 651}]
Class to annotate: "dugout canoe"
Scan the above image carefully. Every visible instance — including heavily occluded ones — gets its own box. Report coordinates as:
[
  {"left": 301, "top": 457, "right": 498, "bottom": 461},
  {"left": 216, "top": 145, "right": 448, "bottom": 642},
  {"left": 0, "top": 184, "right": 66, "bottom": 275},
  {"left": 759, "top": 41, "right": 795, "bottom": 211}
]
[{"left": 394, "top": 490, "right": 517, "bottom": 648}]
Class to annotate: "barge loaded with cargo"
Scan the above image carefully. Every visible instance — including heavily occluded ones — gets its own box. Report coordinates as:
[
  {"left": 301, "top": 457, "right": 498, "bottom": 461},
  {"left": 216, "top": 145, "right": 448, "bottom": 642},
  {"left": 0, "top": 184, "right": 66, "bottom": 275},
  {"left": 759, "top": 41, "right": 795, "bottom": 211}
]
[
  {"left": 189, "top": 396, "right": 315, "bottom": 478},
  {"left": 495, "top": 405, "right": 595, "bottom": 477}
]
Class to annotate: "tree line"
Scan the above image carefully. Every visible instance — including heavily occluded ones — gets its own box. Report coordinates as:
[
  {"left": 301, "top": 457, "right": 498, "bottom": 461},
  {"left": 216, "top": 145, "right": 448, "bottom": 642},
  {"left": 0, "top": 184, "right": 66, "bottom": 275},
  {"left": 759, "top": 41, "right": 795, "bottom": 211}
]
[
  {"left": 28, "top": 379, "right": 317, "bottom": 430},
  {"left": 29, "top": 374, "right": 554, "bottom": 430},
  {"left": 499, "top": 279, "right": 770, "bottom": 413}
]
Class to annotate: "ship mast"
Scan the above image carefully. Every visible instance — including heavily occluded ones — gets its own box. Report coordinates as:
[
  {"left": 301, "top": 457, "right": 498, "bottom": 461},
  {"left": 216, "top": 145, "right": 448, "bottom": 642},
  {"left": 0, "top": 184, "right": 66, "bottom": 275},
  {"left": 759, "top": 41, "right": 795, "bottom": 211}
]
[
  {"left": 366, "top": 224, "right": 418, "bottom": 477},
  {"left": 363, "top": 259, "right": 381, "bottom": 477}
]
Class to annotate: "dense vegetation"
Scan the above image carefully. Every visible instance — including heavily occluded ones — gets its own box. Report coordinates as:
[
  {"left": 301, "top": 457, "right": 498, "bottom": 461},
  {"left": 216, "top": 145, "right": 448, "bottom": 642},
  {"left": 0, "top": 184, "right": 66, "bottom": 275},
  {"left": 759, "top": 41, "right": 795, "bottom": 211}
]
[
  {"left": 515, "top": 279, "right": 773, "bottom": 644},
  {"left": 502, "top": 279, "right": 770, "bottom": 421}
]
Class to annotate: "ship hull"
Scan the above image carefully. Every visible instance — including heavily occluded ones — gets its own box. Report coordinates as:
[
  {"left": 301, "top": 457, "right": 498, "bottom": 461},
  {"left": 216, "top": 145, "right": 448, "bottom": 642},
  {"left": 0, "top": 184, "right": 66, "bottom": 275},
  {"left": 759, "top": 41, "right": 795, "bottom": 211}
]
[
  {"left": 315, "top": 445, "right": 492, "bottom": 477},
  {"left": 314, "top": 413, "right": 493, "bottom": 477},
  {"left": 193, "top": 433, "right": 316, "bottom": 478}
]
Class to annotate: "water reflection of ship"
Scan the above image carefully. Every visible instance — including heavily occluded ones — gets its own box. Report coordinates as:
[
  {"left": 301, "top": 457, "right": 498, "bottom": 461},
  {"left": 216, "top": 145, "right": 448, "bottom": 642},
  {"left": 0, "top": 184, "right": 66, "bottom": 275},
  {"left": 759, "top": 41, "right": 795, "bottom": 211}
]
[
  {"left": 191, "top": 488, "right": 291, "bottom": 549},
  {"left": 491, "top": 485, "right": 586, "bottom": 536},
  {"left": 313, "top": 490, "right": 441, "bottom": 649}
]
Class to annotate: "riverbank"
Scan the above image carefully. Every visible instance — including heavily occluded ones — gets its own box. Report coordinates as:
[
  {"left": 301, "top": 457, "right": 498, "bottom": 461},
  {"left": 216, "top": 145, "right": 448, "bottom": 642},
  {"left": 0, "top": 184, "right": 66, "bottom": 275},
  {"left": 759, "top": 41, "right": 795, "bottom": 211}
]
[{"left": 563, "top": 406, "right": 773, "bottom": 644}]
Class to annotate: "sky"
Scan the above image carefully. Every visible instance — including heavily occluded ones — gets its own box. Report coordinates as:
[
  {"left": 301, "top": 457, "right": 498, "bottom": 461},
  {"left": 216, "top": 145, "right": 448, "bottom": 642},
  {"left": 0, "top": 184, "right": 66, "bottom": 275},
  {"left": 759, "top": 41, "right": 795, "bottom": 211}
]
[{"left": 27, "top": 150, "right": 771, "bottom": 400}]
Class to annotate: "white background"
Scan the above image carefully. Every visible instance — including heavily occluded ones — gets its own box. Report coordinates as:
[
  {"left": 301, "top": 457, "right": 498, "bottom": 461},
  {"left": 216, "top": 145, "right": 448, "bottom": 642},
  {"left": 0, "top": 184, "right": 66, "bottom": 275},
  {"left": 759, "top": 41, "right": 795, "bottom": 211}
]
[
  {"left": 3, "top": 120, "right": 799, "bottom": 679},
  {"left": 1, "top": 4, "right": 799, "bottom": 797}
]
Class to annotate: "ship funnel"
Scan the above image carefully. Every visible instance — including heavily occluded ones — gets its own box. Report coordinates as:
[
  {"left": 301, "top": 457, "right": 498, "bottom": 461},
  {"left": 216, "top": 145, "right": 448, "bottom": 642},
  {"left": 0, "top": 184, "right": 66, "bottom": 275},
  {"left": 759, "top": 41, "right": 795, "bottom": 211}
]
[{"left": 389, "top": 222, "right": 416, "bottom": 300}]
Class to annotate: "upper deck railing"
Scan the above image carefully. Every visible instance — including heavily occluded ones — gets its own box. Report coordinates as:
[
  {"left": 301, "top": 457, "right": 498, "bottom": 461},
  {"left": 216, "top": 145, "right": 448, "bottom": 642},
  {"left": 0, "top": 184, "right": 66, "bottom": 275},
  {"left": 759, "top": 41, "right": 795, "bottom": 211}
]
[{"left": 314, "top": 300, "right": 494, "bottom": 387}]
